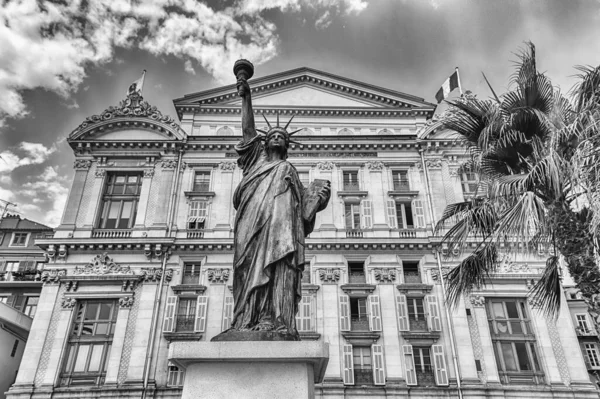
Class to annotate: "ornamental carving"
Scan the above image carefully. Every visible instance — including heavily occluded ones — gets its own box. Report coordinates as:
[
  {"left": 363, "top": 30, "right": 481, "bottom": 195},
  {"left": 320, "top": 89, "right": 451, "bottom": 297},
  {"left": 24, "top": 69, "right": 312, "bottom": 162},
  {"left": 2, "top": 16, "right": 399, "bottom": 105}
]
[
  {"left": 365, "top": 161, "right": 385, "bottom": 171},
  {"left": 74, "top": 253, "right": 134, "bottom": 275},
  {"left": 449, "top": 169, "right": 459, "bottom": 178},
  {"left": 141, "top": 267, "right": 173, "bottom": 283},
  {"left": 318, "top": 268, "right": 341, "bottom": 283},
  {"left": 119, "top": 296, "right": 135, "bottom": 308},
  {"left": 65, "top": 280, "right": 78, "bottom": 292},
  {"left": 61, "top": 297, "right": 77, "bottom": 309},
  {"left": 316, "top": 161, "right": 335, "bottom": 170},
  {"left": 469, "top": 295, "right": 485, "bottom": 307},
  {"left": 219, "top": 162, "right": 236, "bottom": 171},
  {"left": 497, "top": 255, "right": 533, "bottom": 274},
  {"left": 161, "top": 160, "right": 178, "bottom": 169},
  {"left": 143, "top": 168, "right": 155, "bottom": 178},
  {"left": 41, "top": 269, "right": 66, "bottom": 284},
  {"left": 426, "top": 159, "right": 443, "bottom": 169},
  {"left": 57, "top": 245, "right": 68, "bottom": 260},
  {"left": 207, "top": 268, "right": 230, "bottom": 283},
  {"left": 430, "top": 267, "right": 450, "bottom": 284},
  {"left": 72, "top": 91, "right": 182, "bottom": 133},
  {"left": 73, "top": 160, "right": 92, "bottom": 169},
  {"left": 373, "top": 268, "right": 396, "bottom": 283},
  {"left": 95, "top": 168, "right": 106, "bottom": 178}
]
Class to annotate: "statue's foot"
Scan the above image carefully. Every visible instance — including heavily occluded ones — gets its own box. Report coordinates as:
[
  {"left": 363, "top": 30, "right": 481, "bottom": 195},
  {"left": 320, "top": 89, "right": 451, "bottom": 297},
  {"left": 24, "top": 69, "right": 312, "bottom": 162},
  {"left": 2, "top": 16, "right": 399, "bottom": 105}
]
[{"left": 256, "top": 321, "right": 274, "bottom": 331}]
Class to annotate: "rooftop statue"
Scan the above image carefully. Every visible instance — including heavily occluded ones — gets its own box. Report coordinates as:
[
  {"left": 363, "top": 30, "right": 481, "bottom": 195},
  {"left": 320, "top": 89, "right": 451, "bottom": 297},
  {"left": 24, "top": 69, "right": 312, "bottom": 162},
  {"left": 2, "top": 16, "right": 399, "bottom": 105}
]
[{"left": 213, "top": 60, "right": 331, "bottom": 341}]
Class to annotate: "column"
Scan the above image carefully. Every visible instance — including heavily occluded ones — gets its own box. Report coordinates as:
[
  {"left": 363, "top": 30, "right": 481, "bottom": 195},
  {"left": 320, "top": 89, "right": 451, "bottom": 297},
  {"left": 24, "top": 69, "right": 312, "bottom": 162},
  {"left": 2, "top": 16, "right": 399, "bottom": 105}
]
[
  {"left": 313, "top": 162, "right": 336, "bottom": 236},
  {"left": 451, "top": 298, "right": 479, "bottom": 383},
  {"left": 134, "top": 169, "right": 155, "bottom": 228},
  {"left": 379, "top": 284, "right": 403, "bottom": 384},
  {"left": 40, "top": 299, "right": 76, "bottom": 386},
  {"left": 471, "top": 297, "right": 500, "bottom": 383},
  {"left": 205, "top": 279, "right": 226, "bottom": 340},
  {"left": 213, "top": 163, "right": 235, "bottom": 236},
  {"left": 321, "top": 281, "right": 342, "bottom": 382},
  {"left": 59, "top": 162, "right": 90, "bottom": 229},
  {"left": 153, "top": 162, "right": 175, "bottom": 227},
  {"left": 530, "top": 308, "right": 565, "bottom": 384},
  {"left": 104, "top": 299, "right": 133, "bottom": 384},
  {"left": 366, "top": 163, "right": 388, "bottom": 236},
  {"left": 13, "top": 283, "right": 60, "bottom": 386},
  {"left": 83, "top": 167, "right": 107, "bottom": 228},
  {"left": 125, "top": 283, "right": 157, "bottom": 384}
]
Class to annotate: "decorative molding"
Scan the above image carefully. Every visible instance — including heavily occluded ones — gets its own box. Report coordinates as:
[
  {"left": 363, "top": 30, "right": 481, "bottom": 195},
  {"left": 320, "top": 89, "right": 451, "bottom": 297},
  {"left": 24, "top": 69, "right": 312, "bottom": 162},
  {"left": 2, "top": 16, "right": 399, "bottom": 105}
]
[
  {"left": 57, "top": 245, "right": 68, "bottom": 260},
  {"left": 141, "top": 267, "right": 173, "bottom": 283},
  {"left": 41, "top": 269, "right": 66, "bottom": 284},
  {"left": 74, "top": 253, "right": 134, "bottom": 275},
  {"left": 318, "top": 268, "right": 341, "bottom": 283},
  {"left": 119, "top": 296, "right": 135, "bottom": 308},
  {"left": 449, "top": 169, "right": 459, "bottom": 178},
  {"left": 61, "top": 297, "right": 77, "bottom": 309},
  {"left": 364, "top": 161, "right": 385, "bottom": 171},
  {"left": 469, "top": 295, "right": 486, "bottom": 307},
  {"left": 316, "top": 161, "right": 335, "bottom": 170},
  {"left": 73, "top": 160, "right": 92, "bottom": 170},
  {"left": 73, "top": 91, "right": 181, "bottom": 133},
  {"left": 430, "top": 267, "right": 450, "bottom": 284},
  {"left": 207, "top": 268, "right": 230, "bottom": 283},
  {"left": 65, "top": 280, "right": 78, "bottom": 292},
  {"left": 373, "top": 268, "right": 396, "bottom": 283},
  {"left": 95, "top": 168, "right": 106, "bottom": 178},
  {"left": 219, "top": 162, "right": 236, "bottom": 171},
  {"left": 426, "top": 159, "right": 443, "bottom": 169},
  {"left": 143, "top": 168, "right": 155, "bottom": 178},
  {"left": 161, "top": 160, "right": 178, "bottom": 169}
]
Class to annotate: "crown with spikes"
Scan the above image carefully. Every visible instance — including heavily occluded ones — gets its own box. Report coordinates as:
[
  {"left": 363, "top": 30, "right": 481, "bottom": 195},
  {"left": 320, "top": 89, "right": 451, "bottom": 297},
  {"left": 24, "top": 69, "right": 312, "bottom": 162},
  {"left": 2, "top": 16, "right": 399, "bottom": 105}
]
[{"left": 255, "top": 112, "right": 303, "bottom": 146}]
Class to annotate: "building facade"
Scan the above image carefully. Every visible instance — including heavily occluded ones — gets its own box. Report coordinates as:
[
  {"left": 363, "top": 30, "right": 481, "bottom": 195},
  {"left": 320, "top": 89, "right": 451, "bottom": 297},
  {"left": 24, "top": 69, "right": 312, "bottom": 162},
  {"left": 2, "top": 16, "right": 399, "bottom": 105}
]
[
  {"left": 0, "top": 214, "right": 53, "bottom": 399},
  {"left": 6, "top": 68, "right": 599, "bottom": 398}
]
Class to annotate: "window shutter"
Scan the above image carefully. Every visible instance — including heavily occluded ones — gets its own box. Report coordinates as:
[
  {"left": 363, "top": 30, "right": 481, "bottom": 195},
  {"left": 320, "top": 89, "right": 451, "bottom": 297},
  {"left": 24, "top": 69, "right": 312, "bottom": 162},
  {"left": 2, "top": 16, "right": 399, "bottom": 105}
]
[
  {"left": 163, "top": 296, "right": 178, "bottom": 333},
  {"left": 432, "top": 344, "right": 449, "bottom": 386},
  {"left": 342, "top": 344, "right": 354, "bottom": 385},
  {"left": 296, "top": 295, "right": 312, "bottom": 332},
  {"left": 396, "top": 295, "right": 409, "bottom": 331},
  {"left": 426, "top": 295, "right": 442, "bottom": 331},
  {"left": 0, "top": 261, "right": 5, "bottom": 272},
  {"left": 386, "top": 200, "right": 398, "bottom": 228},
  {"left": 360, "top": 200, "right": 373, "bottom": 229},
  {"left": 188, "top": 201, "right": 199, "bottom": 222},
  {"left": 372, "top": 344, "right": 386, "bottom": 385},
  {"left": 198, "top": 201, "right": 208, "bottom": 222},
  {"left": 412, "top": 199, "right": 425, "bottom": 228},
  {"left": 222, "top": 296, "right": 234, "bottom": 332},
  {"left": 368, "top": 295, "right": 382, "bottom": 331},
  {"left": 403, "top": 345, "right": 417, "bottom": 386},
  {"left": 194, "top": 296, "right": 209, "bottom": 332},
  {"left": 339, "top": 295, "right": 350, "bottom": 331}
]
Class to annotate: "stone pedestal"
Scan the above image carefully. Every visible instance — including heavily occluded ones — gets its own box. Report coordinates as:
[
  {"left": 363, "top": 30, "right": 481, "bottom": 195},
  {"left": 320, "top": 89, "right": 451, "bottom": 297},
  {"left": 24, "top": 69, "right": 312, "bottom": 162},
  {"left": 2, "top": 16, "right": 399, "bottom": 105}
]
[{"left": 169, "top": 341, "right": 329, "bottom": 399}]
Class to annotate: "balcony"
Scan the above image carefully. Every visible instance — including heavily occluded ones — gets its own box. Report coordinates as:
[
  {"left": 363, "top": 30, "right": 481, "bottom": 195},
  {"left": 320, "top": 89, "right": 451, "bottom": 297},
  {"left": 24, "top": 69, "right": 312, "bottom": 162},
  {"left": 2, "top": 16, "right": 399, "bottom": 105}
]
[
  {"left": 403, "top": 272, "right": 422, "bottom": 284},
  {"left": 408, "top": 317, "right": 428, "bottom": 332},
  {"left": 354, "top": 369, "right": 374, "bottom": 385},
  {"left": 176, "top": 315, "right": 195, "bottom": 332},
  {"left": 343, "top": 182, "right": 360, "bottom": 191},
  {"left": 415, "top": 370, "right": 436, "bottom": 387},
  {"left": 576, "top": 326, "right": 597, "bottom": 337},
  {"left": 351, "top": 317, "right": 370, "bottom": 331},
  {"left": 187, "top": 230, "right": 205, "bottom": 239},
  {"left": 92, "top": 229, "right": 132, "bottom": 238},
  {"left": 348, "top": 272, "right": 366, "bottom": 284},
  {"left": 163, "top": 314, "right": 202, "bottom": 342},
  {"left": 346, "top": 229, "right": 364, "bottom": 238},
  {"left": 0, "top": 271, "right": 41, "bottom": 282},
  {"left": 393, "top": 181, "right": 411, "bottom": 191}
]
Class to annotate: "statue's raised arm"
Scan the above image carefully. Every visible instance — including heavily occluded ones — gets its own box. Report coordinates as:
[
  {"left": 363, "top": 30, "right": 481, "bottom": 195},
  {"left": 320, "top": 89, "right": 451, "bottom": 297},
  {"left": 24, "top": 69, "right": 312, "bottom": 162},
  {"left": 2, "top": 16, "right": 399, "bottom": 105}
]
[{"left": 234, "top": 60, "right": 256, "bottom": 143}]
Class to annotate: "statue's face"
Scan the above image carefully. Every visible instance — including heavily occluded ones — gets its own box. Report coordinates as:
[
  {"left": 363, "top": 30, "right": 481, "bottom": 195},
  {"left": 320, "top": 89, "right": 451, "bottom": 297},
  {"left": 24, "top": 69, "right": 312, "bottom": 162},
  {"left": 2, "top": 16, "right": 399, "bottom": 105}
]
[{"left": 267, "top": 132, "right": 287, "bottom": 151}]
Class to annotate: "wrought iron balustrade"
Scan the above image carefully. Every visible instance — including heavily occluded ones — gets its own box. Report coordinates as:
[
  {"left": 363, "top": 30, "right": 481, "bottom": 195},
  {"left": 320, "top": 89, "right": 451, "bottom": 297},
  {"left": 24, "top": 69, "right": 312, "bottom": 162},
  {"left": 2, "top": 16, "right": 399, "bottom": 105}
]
[
  {"left": 351, "top": 317, "right": 370, "bottom": 331},
  {"left": 0, "top": 271, "right": 41, "bottom": 282},
  {"left": 342, "top": 182, "right": 360, "bottom": 191},
  {"left": 192, "top": 183, "right": 211, "bottom": 192},
  {"left": 92, "top": 229, "right": 132, "bottom": 238},
  {"left": 415, "top": 370, "right": 435, "bottom": 386},
  {"left": 354, "top": 368, "right": 374, "bottom": 385},
  {"left": 346, "top": 229, "right": 363, "bottom": 238},
  {"left": 393, "top": 181, "right": 411, "bottom": 191},
  {"left": 175, "top": 315, "right": 196, "bottom": 332},
  {"left": 408, "top": 317, "right": 428, "bottom": 332},
  {"left": 403, "top": 272, "right": 422, "bottom": 284},
  {"left": 348, "top": 272, "right": 366, "bottom": 284}
]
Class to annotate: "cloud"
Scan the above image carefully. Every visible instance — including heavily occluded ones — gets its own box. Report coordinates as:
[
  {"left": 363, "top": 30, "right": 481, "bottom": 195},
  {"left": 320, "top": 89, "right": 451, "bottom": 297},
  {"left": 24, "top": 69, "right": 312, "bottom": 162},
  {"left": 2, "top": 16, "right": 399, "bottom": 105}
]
[
  {"left": 0, "top": 0, "right": 369, "bottom": 124},
  {"left": 19, "top": 166, "right": 69, "bottom": 227},
  {"left": 0, "top": 142, "right": 56, "bottom": 173},
  {"left": 184, "top": 60, "right": 196, "bottom": 75},
  {"left": 315, "top": 10, "right": 333, "bottom": 29}
]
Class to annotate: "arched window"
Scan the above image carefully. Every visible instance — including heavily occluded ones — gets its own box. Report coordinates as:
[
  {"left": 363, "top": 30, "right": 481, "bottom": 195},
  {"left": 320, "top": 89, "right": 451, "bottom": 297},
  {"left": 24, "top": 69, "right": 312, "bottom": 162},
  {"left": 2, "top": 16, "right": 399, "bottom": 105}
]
[{"left": 216, "top": 126, "right": 235, "bottom": 136}]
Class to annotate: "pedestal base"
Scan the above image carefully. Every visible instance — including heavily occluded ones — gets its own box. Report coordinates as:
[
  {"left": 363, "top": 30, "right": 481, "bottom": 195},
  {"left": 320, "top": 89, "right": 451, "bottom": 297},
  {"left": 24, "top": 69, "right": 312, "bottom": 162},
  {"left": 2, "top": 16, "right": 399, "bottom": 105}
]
[{"left": 169, "top": 341, "right": 329, "bottom": 399}]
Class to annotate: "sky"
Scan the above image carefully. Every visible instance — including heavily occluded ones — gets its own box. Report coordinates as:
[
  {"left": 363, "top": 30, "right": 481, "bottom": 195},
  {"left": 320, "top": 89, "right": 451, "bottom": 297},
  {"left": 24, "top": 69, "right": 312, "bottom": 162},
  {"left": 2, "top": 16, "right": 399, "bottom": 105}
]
[{"left": 0, "top": 0, "right": 599, "bottom": 227}]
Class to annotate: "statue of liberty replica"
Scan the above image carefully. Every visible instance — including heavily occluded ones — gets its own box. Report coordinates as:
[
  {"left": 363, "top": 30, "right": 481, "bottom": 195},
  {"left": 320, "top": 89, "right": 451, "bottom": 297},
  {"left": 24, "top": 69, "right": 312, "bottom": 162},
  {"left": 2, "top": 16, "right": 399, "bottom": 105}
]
[{"left": 213, "top": 60, "right": 331, "bottom": 341}]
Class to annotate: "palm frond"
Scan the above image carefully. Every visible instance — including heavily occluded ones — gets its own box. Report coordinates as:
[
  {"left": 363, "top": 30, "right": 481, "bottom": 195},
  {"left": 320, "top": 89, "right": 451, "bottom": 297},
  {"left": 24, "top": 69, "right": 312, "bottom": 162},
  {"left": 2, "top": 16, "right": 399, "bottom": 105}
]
[
  {"left": 528, "top": 255, "right": 562, "bottom": 318},
  {"left": 445, "top": 244, "right": 498, "bottom": 306},
  {"left": 571, "top": 65, "right": 600, "bottom": 112}
]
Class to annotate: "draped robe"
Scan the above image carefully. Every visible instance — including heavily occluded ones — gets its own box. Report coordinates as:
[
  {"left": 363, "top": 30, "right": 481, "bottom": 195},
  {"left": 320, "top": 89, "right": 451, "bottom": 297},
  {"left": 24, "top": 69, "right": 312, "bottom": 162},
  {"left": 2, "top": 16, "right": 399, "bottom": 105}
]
[{"left": 231, "top": 136, "right": 321, "bottom": 336}]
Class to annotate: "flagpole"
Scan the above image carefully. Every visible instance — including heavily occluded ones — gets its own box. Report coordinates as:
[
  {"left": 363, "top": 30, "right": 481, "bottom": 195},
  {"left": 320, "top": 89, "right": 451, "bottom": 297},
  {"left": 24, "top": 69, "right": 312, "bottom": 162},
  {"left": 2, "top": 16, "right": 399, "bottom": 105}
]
[
  {"left": 140, "top": 70, "right": 147, "bottom": 94},
  {"left": 455, "top": 67, "right": 463, "bottom": 95}
]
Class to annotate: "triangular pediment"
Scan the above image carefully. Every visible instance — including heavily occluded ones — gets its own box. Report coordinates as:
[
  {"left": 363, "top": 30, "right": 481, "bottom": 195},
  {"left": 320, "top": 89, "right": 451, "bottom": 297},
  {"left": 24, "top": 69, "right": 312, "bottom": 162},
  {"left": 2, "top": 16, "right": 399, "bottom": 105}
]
[
  {"left": 174, "top": 67, "right": 436, "bottom": 114},
  {"left": 225, "top": 84, "right": 379, "bottom": 108}
]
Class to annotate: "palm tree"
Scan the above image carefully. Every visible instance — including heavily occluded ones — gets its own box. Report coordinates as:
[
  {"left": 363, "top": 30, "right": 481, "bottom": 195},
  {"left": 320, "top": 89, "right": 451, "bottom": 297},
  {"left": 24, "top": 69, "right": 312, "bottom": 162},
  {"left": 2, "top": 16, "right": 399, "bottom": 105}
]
[{"left": 435, "top": 42, "right": 600, "bottom": 324}]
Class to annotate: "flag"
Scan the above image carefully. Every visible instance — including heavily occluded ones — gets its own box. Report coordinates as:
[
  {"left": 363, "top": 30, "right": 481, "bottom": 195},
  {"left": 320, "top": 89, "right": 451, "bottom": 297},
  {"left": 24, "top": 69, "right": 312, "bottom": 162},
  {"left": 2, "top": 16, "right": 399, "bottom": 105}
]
[
  {"left": 127, "top": 70, "right": 146, "bottom": 96},
  {"left": 435, "top": 70, "right": 460, "bottom": 103}
]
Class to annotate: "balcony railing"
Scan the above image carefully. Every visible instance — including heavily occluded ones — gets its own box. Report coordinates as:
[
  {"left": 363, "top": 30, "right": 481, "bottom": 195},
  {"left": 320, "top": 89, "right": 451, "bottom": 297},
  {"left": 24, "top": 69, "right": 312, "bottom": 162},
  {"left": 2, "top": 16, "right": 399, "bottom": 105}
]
[
  {"left": 351, "top": 317, "right": 370, "bottom": 331},
  {"left": 346, "top": 229, "right": 363, "bottom": 238},
  {"left": 182, "top": 275, "right": 200, "bottom": 285},
  {"left": 354, "top": 369, "right": 374, "bottom": 385},
  {"left": 0, "top": 271, "right": 41, "bottom": 282},
  {"left": 393, "top": 181, "right": 410, "bottom": 191},
  {"left": 301, "top": 272, "right": 311, "bottom": 284},
  {"left": 193, "top": 183, "right": 211, "bottom": 192},
  {"left": 348, "top": 272, "right": 366, "bottom": 284},
  {"left": 415, "top": 370, "right": 436, "bottom": 387},
  {"left": 342, "top": 182, "right": 360, "bottom": 191},
  {"left": 187, "top": 231, "right": 205, "bottom": 239},
  {"left": 576, "top": 326, "right": 597, "bottom": 337},
  {"left": 408, "top": 317, "right": 428, "bottom": 332},
  {"left": 403, "top": 272, "right": 422, "bottom": 284},
  {"left": 92, "top": 229, "right": 132, "bottom": 238},
  {"left": 176, "top": 315, "right": 196, "bottom": 332}
]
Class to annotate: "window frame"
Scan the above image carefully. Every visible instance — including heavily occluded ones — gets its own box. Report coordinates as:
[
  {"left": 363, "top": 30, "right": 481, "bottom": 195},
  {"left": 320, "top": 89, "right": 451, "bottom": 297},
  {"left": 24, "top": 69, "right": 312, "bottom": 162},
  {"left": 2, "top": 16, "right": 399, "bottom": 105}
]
[
  {"left": 60, "top": 300, "right": 118, "bottom": 386},
  {"left": 344, "top": 203, "right": 361, "bottom": 230},
  {"left": 342, "top": 170, "right": 360, "bottom": 191},
  {"left": 167, "top": 362, "right": 186, "bottom": 386},
  {"left": 576, "top": 313, "right": 591, "bottom": 333},
  {"left": 391, "top": 170, "right": 410, "bottom": 191},
  {"left": 461, "top": 172, "right": 479, "bottom": 196},
  {"left": 175, "top": 297, "right": 197, "bottom": 332},
  {"left": 187, "top": 200, "right": 208, "bottom": 230},
  {"left": 9, "top": 232, "right": 29, "bottom": 247},
  {"left": 192, "top": 170, "right": 212, "bottom": 192},
  {"left": 585, "top": 343, "right": 600, "bottom": 369},
  {"left": 97, "top": 172, "right": 143, "bottom": 230}
]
